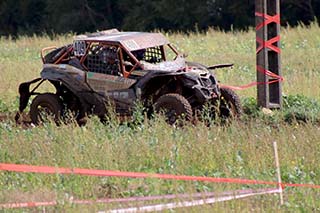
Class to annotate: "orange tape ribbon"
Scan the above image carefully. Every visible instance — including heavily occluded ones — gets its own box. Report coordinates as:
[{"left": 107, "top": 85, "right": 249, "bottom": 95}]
[
  {"left": 1, "top": 163, "right": 320, "bottom": 189},
  {"left": 256, "top": 35, "right": 280, "bottom": 54},
  {"left": 255, "top": 12, "right": 281, "bottom": 54},
  {"left": 255, "top": 12, "right": 280, "bottom": 30},
  {"left": 219, "top": 65, "right": 283, "bottom": 91},
  {"left": 220, "top": 12, "right": 283, "bottom": 91}
]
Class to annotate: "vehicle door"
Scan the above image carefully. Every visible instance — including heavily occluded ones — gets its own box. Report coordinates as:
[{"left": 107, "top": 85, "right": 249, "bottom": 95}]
[{"left": 84, "top": 44, "right": 136, "bottom": 96}]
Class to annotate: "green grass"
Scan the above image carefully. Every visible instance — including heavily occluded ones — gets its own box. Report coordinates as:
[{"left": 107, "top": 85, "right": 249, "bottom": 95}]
[{"left": 1, "top": 25, "right": 320, "bottom": 212}]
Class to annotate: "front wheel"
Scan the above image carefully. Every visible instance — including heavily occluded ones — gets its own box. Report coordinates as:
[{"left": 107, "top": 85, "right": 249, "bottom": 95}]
[
  {"left": 219, "top": 88, "right": 242, "bottom": 118},
  {"left": 154, "top": 93, "right": 193, "bottom": 125},
  {"left": 30, "top": 93, "right": 63, "bottom": 125}
]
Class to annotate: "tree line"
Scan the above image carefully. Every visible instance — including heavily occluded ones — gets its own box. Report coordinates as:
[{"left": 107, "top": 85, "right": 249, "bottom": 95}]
[{"left": 0, "top": 0, "right": 319, "bottom": 36}]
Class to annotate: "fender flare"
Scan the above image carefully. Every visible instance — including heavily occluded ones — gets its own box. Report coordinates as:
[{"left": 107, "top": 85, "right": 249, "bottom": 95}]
[
  {"left": 40, "top": 65, "right": 108, "bottom": 116},
  {"left": 16, "top": 78, "right": 43, "bottom": 113},
  {"left": 134, "top": 70, "right": 187, "bottom": 100}
]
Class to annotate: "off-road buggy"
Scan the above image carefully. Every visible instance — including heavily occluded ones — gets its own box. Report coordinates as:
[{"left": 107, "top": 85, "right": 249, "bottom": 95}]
[{"left": 15, "top": 29, "right": 241, "bottom": 125}]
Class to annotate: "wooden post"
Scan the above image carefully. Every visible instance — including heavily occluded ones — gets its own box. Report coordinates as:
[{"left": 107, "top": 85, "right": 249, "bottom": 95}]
[{"left": 256, "top": 0, "right": 282, "bottom": 108}]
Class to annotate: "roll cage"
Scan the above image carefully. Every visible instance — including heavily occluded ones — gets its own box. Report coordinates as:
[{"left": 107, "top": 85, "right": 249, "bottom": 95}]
[{"left": 41, "top": 37, "right": 180, "bottom": 78}]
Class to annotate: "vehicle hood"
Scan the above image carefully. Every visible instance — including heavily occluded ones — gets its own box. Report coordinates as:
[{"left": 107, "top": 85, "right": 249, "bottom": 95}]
[
  {"left": 141, "top": 57, "right": 210, "bottom": 76},
  {"left": 140, "top": 56, "right": 186, "bottom": 72}
]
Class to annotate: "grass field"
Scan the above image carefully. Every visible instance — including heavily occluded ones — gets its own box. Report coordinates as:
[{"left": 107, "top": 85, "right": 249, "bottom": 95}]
[{"left": 1, "top": 25, "right": 320, "bottom": 212}]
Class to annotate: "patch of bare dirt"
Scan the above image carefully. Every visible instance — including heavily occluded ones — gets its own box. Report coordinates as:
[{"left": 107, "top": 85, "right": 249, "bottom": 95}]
[
  {"left": 0, "top": 112, "right": 33, "bottom": 128},
  {"left": 0, "top": 113, "right": 10, "bottom": 122}
]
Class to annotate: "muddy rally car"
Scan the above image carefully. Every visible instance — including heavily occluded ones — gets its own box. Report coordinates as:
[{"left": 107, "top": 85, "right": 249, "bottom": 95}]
[{"left": 15, "top": 29, "right": 241, "bottom": 125}]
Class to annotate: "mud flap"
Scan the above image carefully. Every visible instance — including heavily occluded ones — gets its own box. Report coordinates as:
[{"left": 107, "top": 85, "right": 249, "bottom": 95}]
[{"left": 15, "top": 78, "right": 43, "bottom": 122}]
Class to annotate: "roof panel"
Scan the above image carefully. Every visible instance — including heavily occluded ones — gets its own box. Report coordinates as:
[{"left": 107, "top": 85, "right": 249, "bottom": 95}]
[{"left": 74, "top": 32, "right": 169, "bottom": 51}]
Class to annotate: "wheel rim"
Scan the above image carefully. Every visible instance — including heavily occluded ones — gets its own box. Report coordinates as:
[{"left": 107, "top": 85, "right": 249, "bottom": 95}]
[
  {"left": 165, "top": 108, "right": 177, "bottom": 124},
  {"left": 219, "top": 97, "right": 237, "bottom": 118},
  {"left": 220, "top": 105, "right": 231, "bottom": 117},
  {"left": 36, "top": 103, "right": 56, "bottom": 123},
  {"left": 220, "top": 106, "right": 232, "bottom": 117}
]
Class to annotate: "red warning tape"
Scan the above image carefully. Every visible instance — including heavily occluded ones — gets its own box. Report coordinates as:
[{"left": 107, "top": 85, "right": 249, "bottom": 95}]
[
  {"left": 108, "top": 188, "right": 281, "bottom": 213},
  {"left": 256, "top": 35, "right": 280, "bottom": 54},
  {"left": 0, "top": 201, "right": 57, "bottom": 209},
  {"left": 256, "top": 12, "right": 281, "bottom": 54},
  {"left": 255, "top": 12, "right": 280, "bottom": 31},
  {"left": 1, "top": 163, "right": 320, "bottom": 189},
  {"left": 0, "top": 163, "right": 275, "bottom": 185},
  {"left": 221, "top": 11, "right": 283, "bottom": 91},
  {"left": 0, "top": 188, "right": 279, "bottom": 209},
  {"left": 219, "top": 65, "right": 284, "bottom": 91}
]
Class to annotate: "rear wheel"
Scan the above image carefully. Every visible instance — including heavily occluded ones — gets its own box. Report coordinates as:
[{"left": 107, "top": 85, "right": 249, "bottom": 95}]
[
  {"left": 154, "top": 93, "right": 193, "bottom": 125},
  {"left": 219, "top": 88, "right": 242, "bottom": 118},
  {"left": 30, "top": 93, "right": 63, "bottom": 125}
]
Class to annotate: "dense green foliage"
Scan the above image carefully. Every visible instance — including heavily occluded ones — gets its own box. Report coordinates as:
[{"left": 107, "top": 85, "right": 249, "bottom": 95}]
[
  {"left": 0, "top": 0, "right": 319, "bottom": 36},
  {"left": 242, "top": 94, "right": 320, "bottom": 124}
]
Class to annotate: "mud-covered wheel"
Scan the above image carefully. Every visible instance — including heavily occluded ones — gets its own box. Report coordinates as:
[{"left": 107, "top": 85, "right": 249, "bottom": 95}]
[
  {"left": 219, "top": 88, "right": 242, "bottom": 118},
  {"left": 154, "top": 93, "right": 193, "bottom": 125},
  {"left": 30, "top": 93, "right": 63, "bottom": 125}
]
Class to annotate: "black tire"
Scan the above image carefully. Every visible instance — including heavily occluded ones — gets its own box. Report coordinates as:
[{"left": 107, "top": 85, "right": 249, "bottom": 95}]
[
  {"left": 219, "top": 88, "right": 242, "bottom": 118},
  {"left": 154, "top": 93, "right": 193, "bottom": 125},
  {"left": 30, "top": 93, "right": 63, "bottom": 125}
]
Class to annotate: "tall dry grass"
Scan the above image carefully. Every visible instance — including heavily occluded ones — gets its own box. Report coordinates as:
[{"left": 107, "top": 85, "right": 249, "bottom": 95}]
[{"left": 1, "top": 26, "right": 320, "bottom": 211}]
